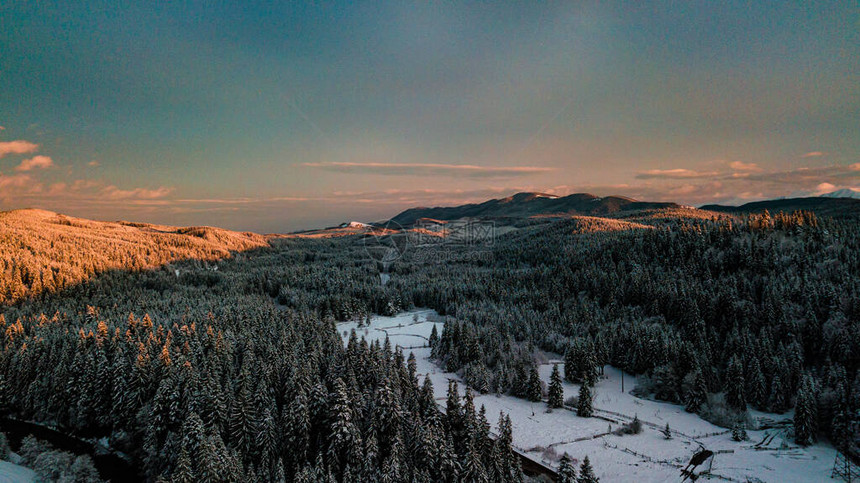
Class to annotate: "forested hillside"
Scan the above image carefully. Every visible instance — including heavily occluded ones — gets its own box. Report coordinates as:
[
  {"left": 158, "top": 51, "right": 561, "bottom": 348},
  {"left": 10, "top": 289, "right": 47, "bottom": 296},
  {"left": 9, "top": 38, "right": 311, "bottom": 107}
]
[{"left": 0, "top": 209, "right": 268, "bottom": 305}]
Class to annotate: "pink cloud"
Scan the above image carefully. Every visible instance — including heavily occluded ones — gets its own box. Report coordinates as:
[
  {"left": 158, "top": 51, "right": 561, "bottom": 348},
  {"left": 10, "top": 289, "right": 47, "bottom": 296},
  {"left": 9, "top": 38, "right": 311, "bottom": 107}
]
[
  {"left": 101, "top": 186, "right": 173, "bottom": 200},
  {"left": 87, "top": 160, "right": 100, "bottom": 167},
  {"left": 303, "top": 162, "right": 554, "bottom": 178},
  {"left": 802, "top": 151, "right": 825, "bottom": 158},
  {"left": 635, "top": 168, "right": 720, "bottom": 179},
  {"left": 850, "top": 163, "right": 860, "bottom": 171},
  {"left": 15, "top": 155, "right": 54, "bottom": 171},
  {"left": 728, "top": 161, "right": 761, "bottom": 171},
  {"left": 0, "top": 174, "right": 34, "bottom": 190},
  {"left": 815, "top": 182, "right": 837, "bottom": 194},
  {"left": 0, "top": 140, "right": 39, "bottom": 158}
]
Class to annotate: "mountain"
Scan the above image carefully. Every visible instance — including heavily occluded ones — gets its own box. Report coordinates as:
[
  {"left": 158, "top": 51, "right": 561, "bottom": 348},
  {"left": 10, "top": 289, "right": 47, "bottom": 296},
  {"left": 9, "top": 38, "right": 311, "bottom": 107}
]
[
  {"left": 700, "top": 196, "right": 860, "bottom": 219},
  {"left": 390, "top": 192, "right": 681, "bottom": 226},
  {"left": 0, "top": 209, "right": 268, "bottom": 305},
  {"left": 821, "top": 188, "right": 860, "bottom": 199}
]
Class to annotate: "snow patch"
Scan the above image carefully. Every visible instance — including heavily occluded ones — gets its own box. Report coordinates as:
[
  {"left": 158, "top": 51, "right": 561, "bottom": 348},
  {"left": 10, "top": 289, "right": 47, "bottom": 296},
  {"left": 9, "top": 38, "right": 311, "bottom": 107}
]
[{"left": 0, "top": 460, "right": 35, "bottom": 483}]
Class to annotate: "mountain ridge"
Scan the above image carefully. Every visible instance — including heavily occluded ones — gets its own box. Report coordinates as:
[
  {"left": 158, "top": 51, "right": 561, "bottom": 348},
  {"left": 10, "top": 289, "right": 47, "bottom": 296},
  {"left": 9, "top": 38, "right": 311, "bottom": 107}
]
[
  {"left": 700, "top": 196, "right": 860, "bottom": 219},
  {"left": 390, "top": 192, "right": 681, "bottom": 226}
]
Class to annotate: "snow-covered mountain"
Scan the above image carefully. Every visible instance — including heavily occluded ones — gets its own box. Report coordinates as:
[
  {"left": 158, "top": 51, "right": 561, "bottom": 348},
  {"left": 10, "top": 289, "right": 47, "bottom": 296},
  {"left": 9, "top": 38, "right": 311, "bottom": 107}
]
[{"left": 821, "top": 188, "right": 860, "bottom": 199}]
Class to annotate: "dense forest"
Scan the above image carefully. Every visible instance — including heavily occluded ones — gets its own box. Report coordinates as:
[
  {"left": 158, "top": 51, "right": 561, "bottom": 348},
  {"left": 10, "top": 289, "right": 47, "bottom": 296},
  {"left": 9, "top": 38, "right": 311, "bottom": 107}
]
[
  {"left": 412, "top": 210, "right": 860, "bottom": 451},
  {"left": 0, "top": 232, "right": 522, "bottom": 481},
  {"left": 1, "top": 206, "right": 858, "bottom": 480}
]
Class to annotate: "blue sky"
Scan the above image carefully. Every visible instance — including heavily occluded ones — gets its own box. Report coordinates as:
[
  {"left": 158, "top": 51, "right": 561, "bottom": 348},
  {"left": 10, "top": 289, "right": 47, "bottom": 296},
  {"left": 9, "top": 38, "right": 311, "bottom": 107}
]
[{"left": 1, "top": 1, "right": 858, "bottom": 231}]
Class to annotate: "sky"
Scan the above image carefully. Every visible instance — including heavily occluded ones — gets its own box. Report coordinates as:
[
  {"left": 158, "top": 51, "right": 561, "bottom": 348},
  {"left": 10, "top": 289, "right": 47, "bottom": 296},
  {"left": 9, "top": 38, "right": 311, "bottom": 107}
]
[{"left": 1, "top": 1, "right": 858, "bottom": 232}]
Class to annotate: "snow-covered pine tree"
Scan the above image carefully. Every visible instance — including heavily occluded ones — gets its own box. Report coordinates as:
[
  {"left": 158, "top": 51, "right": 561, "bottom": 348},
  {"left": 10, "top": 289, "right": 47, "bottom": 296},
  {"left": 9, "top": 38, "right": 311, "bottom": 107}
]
[
  {"left": 578, "top": 455, "right": 598, "bottom": 482},
  {"left": 548, "top": 364, "right": 564, "bottom": 409},
  {"left": 429, "top": 325, "right": 439, "bottom": 357},
  {"left": 577, "top": 384, "right": 593, "bottom": 417},
  {"left": 328, "top": 378, "right": 362, "bottom": 473},
  {"left": 725, "top": 355, "right": 746, "bottom": 412},
  {"left": 558, "top": 453, "right": 577, "bottom": 483},
  {"left": 527, "top": 366, "right": 542, "bottom": 402},
  {"left": 794, "top": 374, "right": 818, "bottom": 445},
  {"left": 172, "top": 446, "right": 194, "bottom": 483},
  {"left": 684, "top": 369, "right": 707, "bottom": 413}
]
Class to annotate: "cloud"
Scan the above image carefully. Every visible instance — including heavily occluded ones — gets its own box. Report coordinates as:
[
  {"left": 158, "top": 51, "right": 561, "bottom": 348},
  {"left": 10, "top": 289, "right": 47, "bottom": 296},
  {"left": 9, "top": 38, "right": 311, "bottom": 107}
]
[
  {"left": 0, "top": 140, "right": 39, "bottom": 158},
  {"left": 302, "top": 162, "right": 554, "bottom": 178},
  {"left": 15, "top": 155, "right": 54, "bottom": 171},
  {"left": 0, "top": 174, "right": 35, "bottom": 190},
  {"left": 635, "top": 168, "right": 720, "bottom": 180},
  {"left": 850, "top": 163, "right": 860, "bottom": 171},
  {"left": 87, "top": 160, "right": 100, "bottom": 167},
  {"left": 102, "top": 186, "right": 173, "bottom": 200},
  {"left": 802, "top": 151, "right": 825, "bottom": 157},
  {"left": 814, "top": 182, "right": 837, "bottom": 194},
  {"left": 728, "top": 161, "right": 761, "bottom": 171}
]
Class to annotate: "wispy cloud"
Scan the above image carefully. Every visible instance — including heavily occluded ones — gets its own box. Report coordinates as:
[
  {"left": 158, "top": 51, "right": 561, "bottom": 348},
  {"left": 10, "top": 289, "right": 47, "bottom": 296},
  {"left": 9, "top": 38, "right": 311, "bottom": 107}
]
[
  {"left": 303, "top": 162, "right": 554, "bottom": 178},
  {"left": 102, "top": 186, "right": 173, "bottom": 200},
  {"left": 635, "top": 168, "right": 720, "bottom": 180},
  {"left": 87, "top": 160, "right": 100, "bottom": 167},
  {"left": 728, "top": 161, "right": 761, "bottom": 172},
  {"left": 802, "top": 151, "right": 825, "bottom": 158},
  {"left": 15, "top": 155, "right": 54, "bottom": 171},
  {"left": 0, "top": 173, "right": 35, "bottom": 190},
  {"left": 0, "top": 140, "right": 39, "bottom": 158}
]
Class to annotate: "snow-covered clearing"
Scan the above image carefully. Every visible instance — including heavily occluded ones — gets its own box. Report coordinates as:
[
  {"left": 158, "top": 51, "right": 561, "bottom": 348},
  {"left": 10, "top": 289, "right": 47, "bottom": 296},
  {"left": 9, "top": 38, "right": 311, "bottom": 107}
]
[
  {"left": 0, "top": 461, "right": 34, "bottom": 483},
  {"left": 338, "top": 310, "right": 837, "bottom": 482}
]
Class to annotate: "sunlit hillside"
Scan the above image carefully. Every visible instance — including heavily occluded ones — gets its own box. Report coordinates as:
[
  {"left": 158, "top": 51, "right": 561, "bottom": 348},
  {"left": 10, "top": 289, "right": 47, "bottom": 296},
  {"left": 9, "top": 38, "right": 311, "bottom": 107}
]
[{"left": 0, "top": 209, "right": 269, "bottom": 305}]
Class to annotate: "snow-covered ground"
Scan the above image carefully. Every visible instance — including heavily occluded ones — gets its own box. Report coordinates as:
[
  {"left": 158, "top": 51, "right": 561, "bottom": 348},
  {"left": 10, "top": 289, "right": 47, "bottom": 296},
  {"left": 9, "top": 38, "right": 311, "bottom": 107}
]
[
  {"left": 0, "top": 461, "right": 34, "bottom": 483},
  {"left": 338, "top": 310, "right": 838, "bottom": 482}
]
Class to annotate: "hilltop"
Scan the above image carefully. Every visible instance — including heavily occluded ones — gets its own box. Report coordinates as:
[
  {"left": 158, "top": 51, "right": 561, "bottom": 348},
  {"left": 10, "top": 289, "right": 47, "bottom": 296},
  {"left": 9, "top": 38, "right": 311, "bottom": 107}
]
[
  {"left": 0, "top": 208, "right": 268, "bottom": 304},
  {"left": 701, "top": 196, "right": 860, "bottom": 219}
]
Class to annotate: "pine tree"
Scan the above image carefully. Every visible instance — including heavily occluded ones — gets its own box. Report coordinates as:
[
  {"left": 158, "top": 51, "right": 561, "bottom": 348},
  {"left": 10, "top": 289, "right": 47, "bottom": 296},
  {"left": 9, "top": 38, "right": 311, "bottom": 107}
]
[
  {"left": 172, "top": 447, "right": 194, "bottom": 483},
  {"left": 725, "top": 356, "right": 746, "bottom": 412},
  {"left": 429, "top": 325, "right": 439, "bottom": 357},
  {"left": 283, "top": 386, "right": 310, "bottom": 468},
  {"left": 769, "top": 375, "right": 786, "bottom": 413},
  {"left": 577, "top": 384, "right": 593, "bottom": 417},
  {"left": 731, "top": 423, "right": 747, "bottom": 442},
  {"left": 548, "top": 364, "right": 564, "bottom": 409},
  {"left": 446, "top": 380, "right": 462, "bottom": 435},
  {"left": 578, "top": 455, "right": 598, "bottom": 482},
  {"left": 794, "top": 374, "right": 817, "bottom": 446},
  {"left": 527, "top": 366, "right": 542, "bottom": 403},
  {"left": 684, "top": 369, "right": 707, "bottom": 413},
  {"left": 747, "top": 358, "right": 767, "bottom": 409},
  {"left": 558, "top": 453, "right": 577, "bottom": 483},
  {"left": 662, "top": 422, "right": 672, "bottom": 440},
  {"left": 328, "top": 378, "right": 362, "bottom": 472}
]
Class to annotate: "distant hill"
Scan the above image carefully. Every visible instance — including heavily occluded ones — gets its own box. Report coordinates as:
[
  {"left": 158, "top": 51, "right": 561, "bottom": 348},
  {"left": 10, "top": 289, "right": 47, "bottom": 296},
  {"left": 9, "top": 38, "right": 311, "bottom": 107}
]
[
  {"left": 0, "top": 209, "right": 269, "bottom": 305},
  {"left": 821, "top": 189, "right": 860, "bottom": 199},
  {"left": 390, "top": 192, "right": 680, "bottom": 226},
  {"left": 700, "top": 197, "right": 860, "bottom": 219}
]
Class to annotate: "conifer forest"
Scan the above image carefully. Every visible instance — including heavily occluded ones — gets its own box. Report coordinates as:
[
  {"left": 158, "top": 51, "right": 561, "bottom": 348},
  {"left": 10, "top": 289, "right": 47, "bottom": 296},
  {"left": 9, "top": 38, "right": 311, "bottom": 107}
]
[{"left": 0, "top": 207, "right": 858, "bottom": 481}]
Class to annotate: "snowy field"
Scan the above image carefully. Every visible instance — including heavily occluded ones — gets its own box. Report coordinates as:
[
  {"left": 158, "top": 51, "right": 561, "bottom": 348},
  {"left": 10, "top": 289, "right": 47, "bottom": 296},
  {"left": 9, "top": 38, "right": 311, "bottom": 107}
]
[
  {"left": 338, "top": 310, "right": 837, "bottom": 482},
  {"left": 0, "top": 461, "right": 34, "bottom": 483}
]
